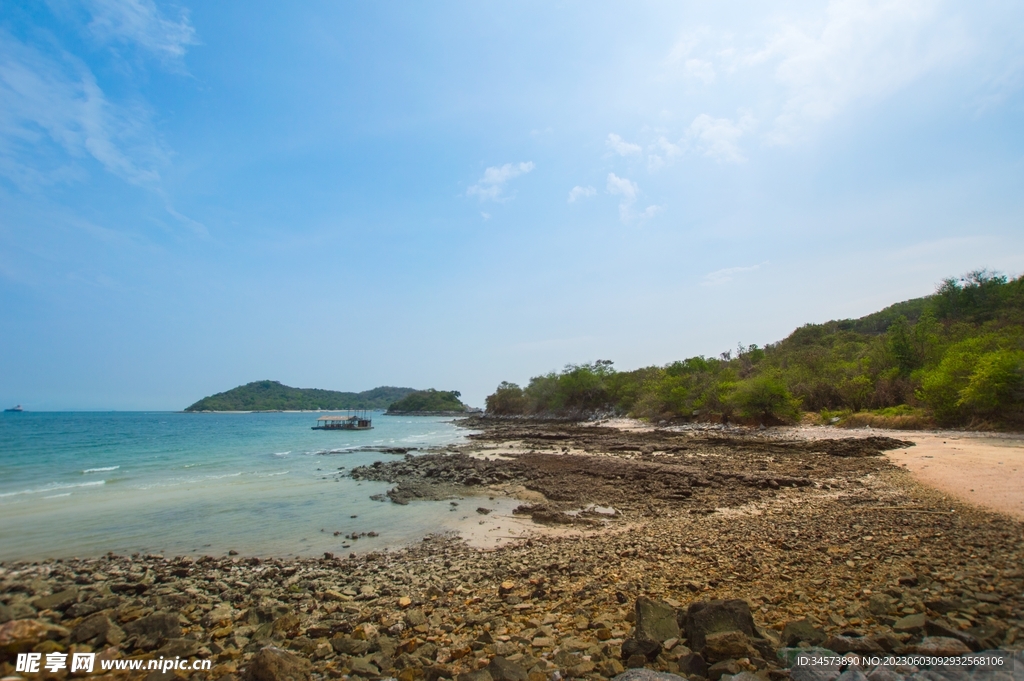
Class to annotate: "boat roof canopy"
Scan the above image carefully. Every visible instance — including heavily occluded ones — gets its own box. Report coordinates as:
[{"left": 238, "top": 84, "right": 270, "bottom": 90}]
[{"left": 317, "top": 415, "right": 358, "bottom": 421}]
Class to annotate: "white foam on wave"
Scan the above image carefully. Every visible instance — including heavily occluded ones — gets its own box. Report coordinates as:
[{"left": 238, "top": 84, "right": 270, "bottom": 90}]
[
  {"left": 0, "top": 479, "right": 106, "bottom": 499},
  {"left": 83, "top": 466, "right": 120, "bottom": 473},
  {"left": 263, "top": 471, "right": 290, "bottom": 477},
  {"left": 43, "top": 493, "right": 72, "bottom": 499},
  {"left": 206, "top": 472, "right": 243, "bottom": 480},
  {"left": 273, "top": 451, "right": 291, "bottom": 457}
]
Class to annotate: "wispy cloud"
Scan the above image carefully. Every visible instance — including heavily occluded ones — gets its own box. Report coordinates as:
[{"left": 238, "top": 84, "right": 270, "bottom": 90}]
[
  {"left": 662, "top": 0, "right": 966, "bottom": 147},
  {"left": 165, "top": 204, "right": 208, "bottom": 238},
  {"left": 86, "top": 0, "right": 198, "bottom": 64},
  {"left": 684, "top": 58, "right": 716, "bottom": 84},
  {"left": 466, "top": 161, "right": 534, "bottom": 202},
  {"left": 702, "top": 263, "right": 766, "bottom": 287},
  {"left": 762, "top": 0, "right": 962, "bottom": 144},
  {"left": 647, "top": 136, "right": 682, "bottom": 172},
  {"left": 606, "top": 173, "right": 659, "bottom": 224},
  {"left": 0, "top": 32, "right": 165, "bottom": 188},
  {"left": 567, "top": 185, "right": 596, "bottom": 203},
  {"left": 687, "top": 112, "right": 755, "bottom": 163},
  {"left": 606, "top": 133, "right": 641, "bottom": 156},
  {"left": 639, "top": 205, "right": 662, "bottom": 219},
  {"left": 606, "top": 173, "right": 638, "bottom": 202}
]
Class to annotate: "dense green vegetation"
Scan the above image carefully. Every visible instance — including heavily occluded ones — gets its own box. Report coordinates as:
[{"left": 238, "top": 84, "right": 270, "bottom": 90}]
[
  {"left": 486, "top": 271, "right": 1024, "bottom": 428},
  {"left": 387, "top": 389, "right": 467, "bottom": 413},
  {"left": 185, "top": 381, "right": 416, "bottom": 412}
]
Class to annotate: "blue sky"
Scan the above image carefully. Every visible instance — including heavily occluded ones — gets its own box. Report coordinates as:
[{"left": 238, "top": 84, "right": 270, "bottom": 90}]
[{"left": 2, "top": 0, "right": 1023, "bottom": 410}]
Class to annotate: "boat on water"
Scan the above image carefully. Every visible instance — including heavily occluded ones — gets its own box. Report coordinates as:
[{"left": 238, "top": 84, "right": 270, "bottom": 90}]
[
  {"left": 4, "top": 405, "right": 23, "bottom": 412},
  {"left": 312, "top": 411, "right": 372, "bottom": 431}
]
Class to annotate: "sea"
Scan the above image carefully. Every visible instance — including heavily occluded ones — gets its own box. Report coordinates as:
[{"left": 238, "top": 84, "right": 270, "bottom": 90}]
[{"left": 0, "top": 411, "right": 517, "bottom": 562}]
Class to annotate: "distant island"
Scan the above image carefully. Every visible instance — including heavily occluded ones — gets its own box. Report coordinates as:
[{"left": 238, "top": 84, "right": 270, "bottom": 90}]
[
  {"left": 185, "top": 381, "right": 417, "bottom": 412},
  {"left": 386, "top": 389, "right": 476, "bottom": 415}
]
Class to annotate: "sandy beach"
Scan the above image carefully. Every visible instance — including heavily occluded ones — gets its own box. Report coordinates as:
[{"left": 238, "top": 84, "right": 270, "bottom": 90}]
[{"left": 1, "top": 417, "right": 1022, "bottom": 681}]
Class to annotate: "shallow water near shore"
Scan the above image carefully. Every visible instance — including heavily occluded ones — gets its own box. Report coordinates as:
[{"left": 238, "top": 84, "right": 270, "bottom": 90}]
[{"left": 0, "top": 411, "right": 501, "bottom": 561}]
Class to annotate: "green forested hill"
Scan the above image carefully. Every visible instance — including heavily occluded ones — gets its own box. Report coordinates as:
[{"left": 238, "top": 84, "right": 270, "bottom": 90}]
[
  {"left": 386, "top": 389, "right": 467, "bottom": 414},
  {"left": 485, "top": 270, "right": 1024, "bottom": 428},
  {"left": 185, "top": 381, "right": 417, "bottom": 412}
]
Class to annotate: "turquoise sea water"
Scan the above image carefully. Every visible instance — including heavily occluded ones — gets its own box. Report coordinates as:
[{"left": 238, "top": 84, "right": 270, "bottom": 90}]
[{"left": 0, "top": 411, "right": 502, "bottom": 561}]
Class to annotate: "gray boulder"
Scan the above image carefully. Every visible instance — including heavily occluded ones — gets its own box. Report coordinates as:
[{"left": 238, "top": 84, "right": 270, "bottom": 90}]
[
  {"left": 635, "top": 597, "right": 681, "bottom": 643},
  {"left": 487, "top": 656, "right": 528, "bottom": 681},
  {"left": 783, "top": 618, "right": 827, "bottom": 647},
  {"left": 244, "top": 646, "right": 311, "bottom": 681},
  {"left": 923, "top": 621, "right": 980, "bottom": 652},
  {"left": 683, "top": 599, "right": 758, "bottom": 651},
  {"left": 702, "top": 630, "right": 758, "bottom": 663},
  {"left": 456, "top": 670, "right": 493, "bottom": 681},
  {"left": 71, "top": 613, "right": 125, "bottom": 646},
  {"left": 124, "top": 611, "right": 181, "bottom": 650},
  {"left": 612, "top": 670, "right": 689, "bottom": 681},
  {"left": 31, "top": 588, "right": 78, "bottom": 612},
  {"left": 822, "top": 635, "right": 884, "bottom": 655}
]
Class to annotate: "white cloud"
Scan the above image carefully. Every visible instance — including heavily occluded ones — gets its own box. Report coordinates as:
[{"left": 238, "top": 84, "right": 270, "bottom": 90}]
[
  {"left": 0, "top": 32, "right": 165, "bottom": 188},
  {"left": 86, "top": 0, "right": 198, "bottom": 62},
  {"left": 660, "top": 0, "right": 967, "bottom": 146},
  {"left": 684, "top": 58, "right": 716, "bottom": 84},
  {"left": 466, "top": 161, "right": 534, "bottom": 202},
  {"left": 606, "top": 173, "right": 657, "bottom": 224},
  {"left": 567, "top": 185, "right": 596, "bottom": 203},
  {"left": 606, "top": 173, "right": 638, "bottom": 201},
  {"left": 647, "top": 136, "right": 682, "bottom": 172},
  {"left": 687, "top": 113, "right": 756, "bottom": 163},
  {"left": 702, "top": 263, "right": 765, "bottom": 287},
  {"left": 165, "top": 204, "right": 208, "bottom": 237},
  {"left": 480, "top": 212, "right": 491, "bottom": 220},
  {"left": 606, "top": 133, "right": 642, "bottom": 156},
  {"left": 749, "top": 0, "right": 963, "bottom": 144}
]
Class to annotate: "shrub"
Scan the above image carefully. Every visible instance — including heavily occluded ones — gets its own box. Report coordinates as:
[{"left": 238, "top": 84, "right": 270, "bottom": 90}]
[
  {"left": 485, "top": 382, "right": 528, "bottom": 415},
  {"left": 729, "top": 375, "right": 801, "bottom": 424}
]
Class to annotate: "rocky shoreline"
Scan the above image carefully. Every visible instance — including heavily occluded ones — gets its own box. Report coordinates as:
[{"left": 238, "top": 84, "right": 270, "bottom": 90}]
[{"left": 2, "top": 418, "right": 1022, "bottom": 681}]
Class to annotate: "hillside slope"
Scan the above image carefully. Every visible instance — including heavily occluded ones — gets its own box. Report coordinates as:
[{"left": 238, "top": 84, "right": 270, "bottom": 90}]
[
  {"left": 486, "top": 270, "right": 1024, "bottom": 428},
  {"left": 185, "top": 381, "right": 416, "bottom": 412},
  {"left": 386, "top": 389, "right": 468, "bottom": 414}
]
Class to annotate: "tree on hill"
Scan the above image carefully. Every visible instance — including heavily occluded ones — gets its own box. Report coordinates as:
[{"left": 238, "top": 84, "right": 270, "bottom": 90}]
[
  {"left": 185, "top": 381, "right": 416, "bottom": 411},
  {"left": 386, "top": 389, "right": 467, "bottom": 413}
]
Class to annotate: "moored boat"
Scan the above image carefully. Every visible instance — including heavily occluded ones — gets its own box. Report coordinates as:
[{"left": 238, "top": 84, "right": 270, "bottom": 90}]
[{"left": 312, "top": 411, "right": 372, "bottom": 430}]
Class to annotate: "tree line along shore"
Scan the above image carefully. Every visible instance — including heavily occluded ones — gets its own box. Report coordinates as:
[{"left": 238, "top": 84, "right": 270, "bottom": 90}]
[{"left": 485, "top": 271, "right": 1024, "bottom": 430}]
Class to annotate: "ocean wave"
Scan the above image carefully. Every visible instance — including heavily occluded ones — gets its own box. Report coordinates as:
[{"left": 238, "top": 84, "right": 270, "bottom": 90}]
[
  {"left": 43, "top": 493, "right": 72, "bottom": 499},
  {"left": 263, "top": 471, "right": 290, "bottom": 477},
  {"left": 83, "top": 466, "right": 120, "bottom": 473},
  {"left": 205, "top": 472, "right": 243, "bottom": 480},
  {"left": 0, "top": 479, "right": 106, "bottom": 499},
  {"left": 273, "top": 451, "right": 291, "bottom": 457},
  {"left": 135, "top": 471, "right": 243, "bottom": 490}
]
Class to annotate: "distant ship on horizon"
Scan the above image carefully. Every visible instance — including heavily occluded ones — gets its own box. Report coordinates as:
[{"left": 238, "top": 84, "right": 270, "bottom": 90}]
[{"left": 4, "top": 405, "right": 23, "bottom": 412}]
